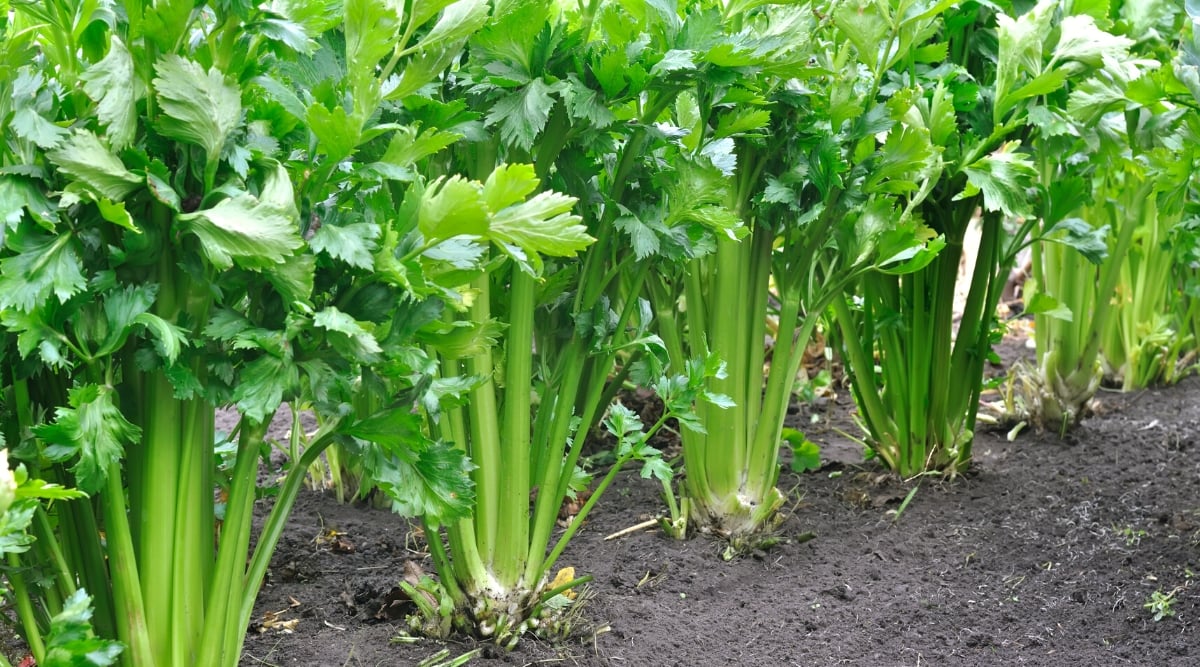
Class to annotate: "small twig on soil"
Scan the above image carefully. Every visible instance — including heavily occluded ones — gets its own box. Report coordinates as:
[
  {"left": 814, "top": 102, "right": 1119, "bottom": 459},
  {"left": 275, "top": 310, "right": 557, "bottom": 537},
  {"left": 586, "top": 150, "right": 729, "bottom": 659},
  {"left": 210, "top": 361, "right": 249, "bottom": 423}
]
[{"left": 604, "top": 519, "right": 658, "bottom": 541}]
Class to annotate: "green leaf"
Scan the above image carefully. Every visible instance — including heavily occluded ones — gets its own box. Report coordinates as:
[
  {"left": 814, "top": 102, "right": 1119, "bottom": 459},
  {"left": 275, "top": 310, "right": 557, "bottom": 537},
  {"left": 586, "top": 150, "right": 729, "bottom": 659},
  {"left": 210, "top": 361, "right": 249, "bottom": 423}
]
[
  {"left": 306, "top": 103, "right": 360, "bottom": 161},
  {"left": 416, "top": 319, "right": 504, "bottom": 359},
  {"left": 0, "top": 228, "right": 86, "bottom": 311},
  {"left": 47, "top": 131, "right": 142, "bottom": 201},
  {"left": 34, "top": 385, "right": 140, "bottom": 494},
  {"left": 374, "top": 126, "right": 462, "bottom": 177},
  {"left": 96, "top": 198, "right": 141, "bottom": 233},
  {"left": 15, "top": 475, "right": 87, "bottom": 501},
  {"left": 132, "top": 313, "right": 188, "bottom": 364},
  {"left": 418, "top": 0, "right": 489, "bottom": 49},
  {"left": 0, "top": 175, "right": 57, "bottom": 230},
  {"left": 562, "top": 76, "right": 615, "bottom": 128},
  {"left": 833, "top": 0, "right": 890, "bottom": 71},
  {"left": 411, "top": 0, "right": 459, "bottom": 28},
  {"left": 344, "top": 0, "right": 399, "bottom": 117},
  {"left": 485, "top": 78, "right": 556, "bottom": 152},
  {"left": 782, "top": 429, "right": 821, "bottom": 473},
  {"left": 1024, "top": 292, "right": 1074, "bottom": 321},
  {"left": 488, "top": 191, "right": 590, "bottom": 261},
  {"left": 865, "top": 122, "right": 938, "bottom": 195},
  {"left": 309, "top": 222, "right": 379, "bottom": 270},
  {"left": 233, "top": 355, "right": 297, "bottom": 423},
  {"left": 481, "top": 163, "right": 538, "bottom": 212},
  {"left": 146, "top": 161, "right": 182, "bottom": 212},
  {"left": 80, "top": 36, "right": 141, "bottom": 149},
  {"left": 254, "top": 75, "right": 308, "bottom": 121},
  {"left": 347, "top": 407, "right": 428, "bottom": 445},
  {"left": 651, "top": 49, "right": 696, "bottom": 75},
  {"left": 204, "top": 309, "right": 253, "bottom": 341},
  {"left": 42, "top": 590, "right": 124, "bottom": 667},
  {"left": 313, "top": 306, "right": 383, "bottom": 361},
  {"left": 1053, "top": 14, "right": 1132, "bottom": 67},
  {"left": 153, "top": 55, "right": 242, "bottom": 159},
  {"left": 388, "top": 45, "right": 465, "bottom": 100},
  {"left": 366, "top": 438, "right": 475, "bottom": 524},
  {"left": 418, "top": 176, "right": 489, "bottom": 242},
  {"left": 1047, "top": 217, "right": 1109, "bottom": 264},
  {"left": 92, "top": 284, "right": 157, "bottom": 356},
  {"left": 615, "top": 213, "right": 661, "bottom": 260},
  {"left": 995, "top": 0, "right": 1057, "bottom": 118},
  {"left": 714, "top": 108, "right": 771, "bottom": 139},
  {"left": 640, "top": 457, "right": 673, "bottom": 482},
  {"left": 957, "top": 142, "right": 1038, "bottom": 218},
  {"left": 10, "top": 69, "right": 68, "bottom": 149},
  {"left": 178, "top": 192, "right": 304, "bottom": 271},
  {"left": 0, "top": 499, "right": 37, "bottom": 555}
]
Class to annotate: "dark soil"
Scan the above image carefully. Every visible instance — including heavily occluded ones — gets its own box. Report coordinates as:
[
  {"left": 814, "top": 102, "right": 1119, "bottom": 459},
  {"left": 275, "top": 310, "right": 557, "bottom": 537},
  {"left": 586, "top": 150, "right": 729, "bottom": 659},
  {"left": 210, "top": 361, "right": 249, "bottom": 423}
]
[{"left": 241, "top": 368, "right": 1200, "bottom": 666}]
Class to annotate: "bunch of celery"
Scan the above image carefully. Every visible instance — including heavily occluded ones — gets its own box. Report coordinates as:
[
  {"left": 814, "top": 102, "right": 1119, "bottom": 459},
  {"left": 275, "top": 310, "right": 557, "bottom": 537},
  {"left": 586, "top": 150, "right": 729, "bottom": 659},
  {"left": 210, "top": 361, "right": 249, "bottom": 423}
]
[
  {"left": 834, "top": 0, "right": 1136, "bottom": 471},
  {"left": 1023, "top": 2, "right": 1193, "bottom": 429},
  {"left": 0, "top": 1, "right": 487, "bottom": 665}
]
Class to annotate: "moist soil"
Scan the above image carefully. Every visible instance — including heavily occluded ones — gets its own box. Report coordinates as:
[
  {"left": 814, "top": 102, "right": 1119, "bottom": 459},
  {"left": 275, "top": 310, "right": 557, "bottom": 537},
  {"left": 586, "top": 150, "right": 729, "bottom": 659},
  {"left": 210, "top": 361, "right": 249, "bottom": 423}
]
[{"left": 241, "top": 364, "right": 1200, "bottom": 666}]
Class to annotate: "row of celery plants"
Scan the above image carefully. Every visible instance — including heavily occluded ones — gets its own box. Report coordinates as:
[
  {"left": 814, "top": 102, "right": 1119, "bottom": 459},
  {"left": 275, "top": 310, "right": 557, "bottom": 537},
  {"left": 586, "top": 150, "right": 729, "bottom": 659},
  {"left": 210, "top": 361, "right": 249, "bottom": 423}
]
[{"left": 6, "top": 0, "right": 1200, "bottom": 661}]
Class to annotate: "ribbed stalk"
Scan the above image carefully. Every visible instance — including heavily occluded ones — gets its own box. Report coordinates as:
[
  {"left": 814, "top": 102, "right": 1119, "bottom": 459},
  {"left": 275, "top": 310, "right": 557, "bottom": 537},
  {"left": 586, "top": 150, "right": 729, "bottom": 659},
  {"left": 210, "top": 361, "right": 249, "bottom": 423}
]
[
  {"left": 495, "top": 270, "right": 534, "bottom": 590},
  {"left": 703, "top": 234, "right": 748, "bottom": 500},
  {"left": 196, "top": 418, "right": 266, "bottom": 667},
  {"left": 102, "top": 460, "right": 155, "bottom": 667},
  {"left": 6, "top": 554, "right": 45, "bottom": 662},
  {"left": 465, "top": 274, "right": 501, "bottom": 571}
]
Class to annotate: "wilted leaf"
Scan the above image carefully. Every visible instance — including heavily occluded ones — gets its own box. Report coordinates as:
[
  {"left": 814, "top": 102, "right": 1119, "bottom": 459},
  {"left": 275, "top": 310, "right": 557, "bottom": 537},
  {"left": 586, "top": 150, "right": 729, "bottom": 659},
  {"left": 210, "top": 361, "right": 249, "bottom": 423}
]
[{"left": 1046, "top": 217, "right": 1109, "bottom": 264}]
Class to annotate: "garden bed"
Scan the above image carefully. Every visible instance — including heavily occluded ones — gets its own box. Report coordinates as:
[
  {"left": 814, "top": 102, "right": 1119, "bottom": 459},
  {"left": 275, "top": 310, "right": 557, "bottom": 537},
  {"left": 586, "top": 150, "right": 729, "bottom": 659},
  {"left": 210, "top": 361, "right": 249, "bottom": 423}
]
[{"left": 240, "top": 372, "right": 1200, "bottom": 666}]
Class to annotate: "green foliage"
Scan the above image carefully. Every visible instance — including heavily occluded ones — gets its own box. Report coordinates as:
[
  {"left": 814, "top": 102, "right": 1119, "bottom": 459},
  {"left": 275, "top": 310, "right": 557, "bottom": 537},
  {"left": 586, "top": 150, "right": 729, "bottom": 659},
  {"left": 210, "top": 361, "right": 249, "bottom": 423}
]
[
  {"left": 42, "top": 591, "right": 124, "bottom": 667},
  {"left": 0, "top": 0, "right": 496, "bottom": 664}
]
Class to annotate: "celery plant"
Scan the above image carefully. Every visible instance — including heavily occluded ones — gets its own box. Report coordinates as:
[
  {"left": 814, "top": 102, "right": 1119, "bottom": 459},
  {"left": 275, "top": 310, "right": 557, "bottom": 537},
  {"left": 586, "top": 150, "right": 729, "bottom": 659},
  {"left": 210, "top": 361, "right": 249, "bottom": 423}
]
[
  {"left": 0, "top": 1, "right": 484, "bottom": 665},
  {"left": 1092, "top": 6, "right": 1199, "bottom": 391},
  {"left": 833, "top": 0, "right": 1134, "bottom": 473},
  {"left": 389, "top": 0, "right": 742, "bottom": 642},
  {"left": 1022, "top": 2, "right": 1191, "bottom": 428},
  {"left": 641, "top": 0, "right": 949, "bottom": 547}
]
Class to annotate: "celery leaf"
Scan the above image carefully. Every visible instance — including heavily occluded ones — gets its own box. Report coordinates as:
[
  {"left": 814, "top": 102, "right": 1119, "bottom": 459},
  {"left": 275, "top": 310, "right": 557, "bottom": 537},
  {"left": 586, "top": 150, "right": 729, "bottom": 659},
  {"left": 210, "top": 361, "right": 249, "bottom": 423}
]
[
  {"left": 0, "top": 228, "right": 87, "bottom": 311},
  {"left": 310, "top": 222, "right": 380, "bottom": 270},
  {"left": 178, "top": 193, "right": 304, "bottom": 270},
  {"left": 419, "top": 176, "right": 489, "bottom": 242},
  {"left": 34, "top": 385, "right": 140, "bottom": 494},
  {"left": 958, "top": 142, "right": 1037, "bottom": 218},
  {"left": 42, "top": 590, "right": 124, "bottom": 667},
  {"left": 153, "top": 55, "right": 242, "bottom": 159},
  {"left": 80, "top": 36, "right": 142, "bottom": 149},
  {"left": 48, "top": 130, "right": 142, "bottom": 201}
]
